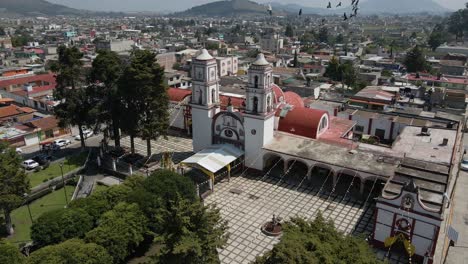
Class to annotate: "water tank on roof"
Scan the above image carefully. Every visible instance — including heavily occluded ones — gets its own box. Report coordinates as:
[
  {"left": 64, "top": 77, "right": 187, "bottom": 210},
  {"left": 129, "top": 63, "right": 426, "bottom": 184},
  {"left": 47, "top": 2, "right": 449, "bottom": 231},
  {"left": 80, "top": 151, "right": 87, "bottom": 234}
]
[{"left": 24, "top": 84, "right": 33, "bottom": 92}]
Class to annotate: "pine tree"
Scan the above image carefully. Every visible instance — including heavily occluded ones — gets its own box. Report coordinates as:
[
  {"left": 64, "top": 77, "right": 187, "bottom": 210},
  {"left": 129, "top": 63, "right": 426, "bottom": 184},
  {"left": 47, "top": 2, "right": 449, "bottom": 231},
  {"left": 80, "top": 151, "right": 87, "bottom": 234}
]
[{"left": 403, "top": 45, "right": 430, "bottom": 73}]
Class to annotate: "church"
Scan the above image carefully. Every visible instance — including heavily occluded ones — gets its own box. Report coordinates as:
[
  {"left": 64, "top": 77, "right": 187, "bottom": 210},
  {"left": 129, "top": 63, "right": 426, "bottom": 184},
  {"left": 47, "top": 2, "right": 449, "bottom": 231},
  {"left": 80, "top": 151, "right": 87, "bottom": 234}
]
[
  {"left": 167, "top": 49, "right": 461, "bottom": 264},
  {"left": 176, "top": 49, "right": 339, "bottom": 172}
]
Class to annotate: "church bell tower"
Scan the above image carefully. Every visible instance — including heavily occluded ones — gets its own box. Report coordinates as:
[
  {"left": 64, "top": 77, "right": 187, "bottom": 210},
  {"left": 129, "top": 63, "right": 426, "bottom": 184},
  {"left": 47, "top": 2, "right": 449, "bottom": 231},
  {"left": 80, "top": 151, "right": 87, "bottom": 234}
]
[
  {"left": 190, "top": 49, "right": 221, "bottom": 152},
  {"left": 243, "top": 53, "right": 275, "bottom": 171}
]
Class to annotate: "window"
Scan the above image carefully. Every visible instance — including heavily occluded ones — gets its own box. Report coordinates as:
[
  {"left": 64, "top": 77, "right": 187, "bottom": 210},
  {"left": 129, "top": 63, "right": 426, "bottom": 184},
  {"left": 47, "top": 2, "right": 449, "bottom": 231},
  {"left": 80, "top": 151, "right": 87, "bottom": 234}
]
[
  {"left": 224, "top": 129, "right": 234, "bottom": 138},
  {"left": 254, "top": 76, "right": 259, "bottom": 88},
  {"left": 320, "top": 116, "right": 328, "bottom": 131},
  {"left": 355, "top": 125, "right": 364, "bottom": 133}
]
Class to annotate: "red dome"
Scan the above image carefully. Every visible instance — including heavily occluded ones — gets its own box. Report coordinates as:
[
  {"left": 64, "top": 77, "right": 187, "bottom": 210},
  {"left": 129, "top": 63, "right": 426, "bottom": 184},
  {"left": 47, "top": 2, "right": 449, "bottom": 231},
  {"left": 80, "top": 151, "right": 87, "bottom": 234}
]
[
  {"left": 272, "top": 84, "right": 284, "bottom": 104},
  {"left": 167, "top": 87, "right": 192, "bottom": 102},
  {"left": 284, "top": 91, "right": 305, "bottom": 108},
  {"left": 276, "top": 107, "right": 329, "bottom": 139}
]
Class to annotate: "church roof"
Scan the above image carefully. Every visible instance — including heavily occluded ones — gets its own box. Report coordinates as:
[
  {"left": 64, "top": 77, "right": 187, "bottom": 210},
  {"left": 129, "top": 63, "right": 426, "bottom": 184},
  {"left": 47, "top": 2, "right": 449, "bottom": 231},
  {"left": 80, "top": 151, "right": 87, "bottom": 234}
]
[
  {"left": 284, "top": 91, "right": 305, "bottom": 108},
  {"left": 276, "top": 107, "right": 328, "bottom": 139},
  {"left": 272, "top": 84, "right": 284, "bottom": 104},
  {"left": 196, "top": 49, "right": 214, "bottom": 61},
  {"left": 167, "top": 87, "right": 192, "bottom": 102},
  {"left": 252, "top": 53, "right": 270, "bottom": 66}
]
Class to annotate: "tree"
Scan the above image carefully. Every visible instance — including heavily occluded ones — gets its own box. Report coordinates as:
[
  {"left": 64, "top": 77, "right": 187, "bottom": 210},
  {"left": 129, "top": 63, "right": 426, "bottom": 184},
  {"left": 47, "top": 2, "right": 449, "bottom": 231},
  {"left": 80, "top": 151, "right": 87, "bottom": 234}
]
[
  {"left": 118, "top": 50, "right": 169, "bottom": 156},
  {"left": 428, "top": 24, "right": 447, "bottom": 51},
  {"left": 88, "top": 50, "right": 124, "bottom": 147},
  {"left": 340, "top": 62, "right": 357, "bottom": 88},
  {"left": 52, "top": 46, "right": 93, "bottom": 150},
  {"left": 0, "top": 143, "right": 29, "bottom": 235},
  {"left": 31, "top": 208, "right": 93, "bottom": 248},
  {"left": 154, "top": 198, "right": 228, "bottom": 264},
  {"left": 285, "top": 24, "right": 294, "bottom": 38},
  {"left": 0, "top": 240, "right": 25, "bottom": 264},
  {"left": 28, "top": 239, "right": 112, "bottom": 264},
  {"left": 255, "top": 214, "right": 382, "bottom": 264},
  {"left": 324, "top": 57, "right": 341, "bottom": 81},
  {"left": 69, "top": 184, "right": 133, "bottom": 222},
  {"left": 447, "top": 8, "right": 467, "bottom": 42},
  {"left": 0, "top": 27, "right": 5, "bottom": 36},
  {"left": 381, "top": 69, "right": 393, "bottom": 77},
  {"left": 403, "top": 45, "right": 430, "bottom": 73},
  {"left": 85, "top": 202, "right": 148, "bottom": 263}
]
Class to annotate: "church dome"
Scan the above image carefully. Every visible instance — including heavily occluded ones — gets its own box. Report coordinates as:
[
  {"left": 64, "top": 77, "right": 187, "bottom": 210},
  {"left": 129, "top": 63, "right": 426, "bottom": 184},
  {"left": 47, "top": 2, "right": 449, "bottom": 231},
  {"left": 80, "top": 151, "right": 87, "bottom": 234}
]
[
  {"left": 252, "top": 53, "right": 270, "bottom": 66},
  {"left": 276, "top": 107, "right": 329, "bottom": 139},
  {"left": 196, "top": 49, "right": 214, "bottom": 61},
  {"left": 284, "top": 91, "right": 305, "bottom": 108}
]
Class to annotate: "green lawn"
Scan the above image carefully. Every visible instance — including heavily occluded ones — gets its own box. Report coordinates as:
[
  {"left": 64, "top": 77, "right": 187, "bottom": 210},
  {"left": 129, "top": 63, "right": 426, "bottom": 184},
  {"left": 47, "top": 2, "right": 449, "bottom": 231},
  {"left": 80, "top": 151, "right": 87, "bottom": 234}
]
[
  {"left": 7, "top": 186, "right": 74, "bottom": 244},
  {"left": 29, "top": 152, "right": 88, "bottom": 188}
]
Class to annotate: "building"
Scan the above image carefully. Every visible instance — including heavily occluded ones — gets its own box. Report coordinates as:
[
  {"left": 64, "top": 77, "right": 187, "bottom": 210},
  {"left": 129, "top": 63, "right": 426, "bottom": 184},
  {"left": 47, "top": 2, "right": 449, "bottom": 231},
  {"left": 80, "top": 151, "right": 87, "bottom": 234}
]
[
  {"left": 372, "top": 127, "right": 457, "bottom": 264},
  {"left": 260, "top": 34, "right": 283, "bottom": 53},
  {"left": 216, "top": 56, "right": 238, "bottom": 77},
  {"left": 95, "top": 39, "right": 134, "bottom": 53}
]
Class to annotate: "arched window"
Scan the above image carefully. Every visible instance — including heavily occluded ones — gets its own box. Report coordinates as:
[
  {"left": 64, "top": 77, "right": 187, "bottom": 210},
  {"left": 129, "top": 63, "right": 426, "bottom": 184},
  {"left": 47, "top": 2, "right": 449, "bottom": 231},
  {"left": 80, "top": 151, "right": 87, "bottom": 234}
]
[
  {"left": 267, "top": 75, "right": 271, "bottom": 86},
  {"left": 211, "top": 89, "right": 216, "bottom": 104},
  {"left": 254, "top": 76, "right": 259, "bottom": 88},
  {"left": 253, "top": 96, "right": 258, "bottom": 113},
  {"left": 320, "top": 116, "right": 328, "bottom": 131}
]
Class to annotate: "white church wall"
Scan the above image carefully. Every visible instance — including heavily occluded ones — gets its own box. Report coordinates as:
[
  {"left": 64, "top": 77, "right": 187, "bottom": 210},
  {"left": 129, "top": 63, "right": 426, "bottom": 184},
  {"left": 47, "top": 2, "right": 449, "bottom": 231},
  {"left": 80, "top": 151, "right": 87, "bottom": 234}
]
[{"left": 244, "top": 115, "right": 275, "bottom": 170}]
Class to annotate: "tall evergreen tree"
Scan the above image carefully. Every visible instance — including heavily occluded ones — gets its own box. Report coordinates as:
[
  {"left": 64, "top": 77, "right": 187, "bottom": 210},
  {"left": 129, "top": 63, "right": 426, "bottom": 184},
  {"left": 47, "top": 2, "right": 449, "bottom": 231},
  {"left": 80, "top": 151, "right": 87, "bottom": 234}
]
[
  {"left": 285, "top": 24, "right": 294, "bottom": 38},
  {"left": 324, "top": 56, "right": 341, "bottom": 81},
  {"left": 403, "top": 45, "right": 430, "bottom": 73},
  {"left": 0, "top": 143, "right": 29, "bottom": 236},
  {"left": 52, "top": 45, "right": 93, "bottom": 150},
  {"left": 88, "top": 50, "right": 124, "bottom": 147},
  {"left": 118, "top": 50, "right": 169, "bottom": 156}
]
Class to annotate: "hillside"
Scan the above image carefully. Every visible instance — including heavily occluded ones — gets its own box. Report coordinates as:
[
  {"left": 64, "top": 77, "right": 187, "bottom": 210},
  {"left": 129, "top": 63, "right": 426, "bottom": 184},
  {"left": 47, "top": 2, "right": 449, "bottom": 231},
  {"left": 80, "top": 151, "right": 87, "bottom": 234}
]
[
  {"left": 358, "top": 0, "right": 450, "bottom": 14},
  {"left": 271, "top": 0, "right": 449, "bottom": 15},
  {"left": 176, "top": 0, "right": 283, "bottom": 17},
  {"left": 0, "top": 0, "right": 84, "bottom": 16}
]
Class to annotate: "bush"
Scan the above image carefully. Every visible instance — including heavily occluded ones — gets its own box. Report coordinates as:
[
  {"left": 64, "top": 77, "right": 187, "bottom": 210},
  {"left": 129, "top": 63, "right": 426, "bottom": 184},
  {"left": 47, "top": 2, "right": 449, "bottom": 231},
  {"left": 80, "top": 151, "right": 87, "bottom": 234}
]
[
  {"left": 28, "top": 239, "right": 112, "bottom": 264},
  {"left": 0, "top": 240, "right": 25, "bottom": 264},
  {"left": 85, "top": 202, "right": 148, "bottom": 263},
  {"left": 31, "top": 208, "right": 93, "bottom": 248}
]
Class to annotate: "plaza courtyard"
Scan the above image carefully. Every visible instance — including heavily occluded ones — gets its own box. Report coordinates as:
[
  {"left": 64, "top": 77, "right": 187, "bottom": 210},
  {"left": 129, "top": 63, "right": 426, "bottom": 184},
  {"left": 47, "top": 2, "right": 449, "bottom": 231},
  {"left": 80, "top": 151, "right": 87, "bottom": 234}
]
[
  {"left": 205, "top": 174, "right": 410, "bottom": 264},
  {"left": 120, "top": 134, "right": 410, "bottom": 263}
]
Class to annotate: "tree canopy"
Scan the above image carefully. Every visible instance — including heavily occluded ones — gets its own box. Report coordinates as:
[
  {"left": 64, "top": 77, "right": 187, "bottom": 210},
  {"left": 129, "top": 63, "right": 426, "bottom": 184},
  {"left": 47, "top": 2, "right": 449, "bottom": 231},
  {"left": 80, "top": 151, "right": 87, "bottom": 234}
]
[
  {"left": 0, "top": 240, "right": 25, "bottom": 264},
  {"left": 428, "top": 24, "right": 447, "bottom": 51},
  {"left": 403, "top": 45, "right": 430, "bottom": 73},
  {"left": 88, "top": 50, "right": 124, "bottom": 147},
  {"left": 255, "top": 214, "right": 382, "bottom": 264},
  {"left": 52, "top": 45, "right": 94, "bottom": 150},
  {"left": 154, "top": 198, "right": 228, "bottom": 264},
  {"left": 28, "top": 239, "right": 112, "bottom": 264},
  {"left": 0, "top": 143, "right": 29, "bottom": 235},
  {"left": 85, "top": 202, "right": 148, "bottom": 263},
  {"left": 31, "top": 208, "right": 93, "bottom": 248}
]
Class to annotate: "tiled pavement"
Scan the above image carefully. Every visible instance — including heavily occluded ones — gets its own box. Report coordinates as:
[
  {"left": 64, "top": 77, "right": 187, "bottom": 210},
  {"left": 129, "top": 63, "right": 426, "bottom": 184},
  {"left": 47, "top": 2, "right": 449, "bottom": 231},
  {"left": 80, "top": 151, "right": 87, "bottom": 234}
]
[
  {"left": 120, "top": 135, "right": 194, "bottom": 164},
  {"left": 205, "top": 176, "right": 409, "bottom": 264}
]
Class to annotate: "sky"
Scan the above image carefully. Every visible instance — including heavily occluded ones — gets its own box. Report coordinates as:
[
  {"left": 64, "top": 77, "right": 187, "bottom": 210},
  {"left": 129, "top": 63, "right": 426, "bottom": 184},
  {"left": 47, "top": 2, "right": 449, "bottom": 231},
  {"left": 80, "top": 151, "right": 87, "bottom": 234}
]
[{"left": 48, "top": 0, "right": 467, "bottom": 12}]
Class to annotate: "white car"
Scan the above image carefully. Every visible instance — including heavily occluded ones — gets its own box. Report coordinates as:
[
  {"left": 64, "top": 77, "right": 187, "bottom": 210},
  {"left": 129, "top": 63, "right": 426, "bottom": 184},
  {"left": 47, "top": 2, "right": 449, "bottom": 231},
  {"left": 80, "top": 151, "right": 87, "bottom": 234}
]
[
  {"left": 22, "top": 159, "right": 40, "bottom": 170},
  {"left": 54, "top": 139, "right": 71, "bottom": 148},
  {"left": 75, "top": 129, "right": 94, "bottom": 140},
  {"left": 16, "top": 148, "right": 23, "bottom": 154},
  {"left": 461, "top": 155, "right": 468, "bottom": 171}
]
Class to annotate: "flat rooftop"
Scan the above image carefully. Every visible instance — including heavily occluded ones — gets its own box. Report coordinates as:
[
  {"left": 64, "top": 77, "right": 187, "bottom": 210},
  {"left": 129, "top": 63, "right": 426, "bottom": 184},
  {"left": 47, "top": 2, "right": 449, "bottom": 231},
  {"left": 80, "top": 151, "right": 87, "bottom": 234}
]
[
  {"left": 392, "top": 127, "right": 456, "bottom": 165},
  {"left": 264, "top": 132, "right": 397, "bottom": 177}
]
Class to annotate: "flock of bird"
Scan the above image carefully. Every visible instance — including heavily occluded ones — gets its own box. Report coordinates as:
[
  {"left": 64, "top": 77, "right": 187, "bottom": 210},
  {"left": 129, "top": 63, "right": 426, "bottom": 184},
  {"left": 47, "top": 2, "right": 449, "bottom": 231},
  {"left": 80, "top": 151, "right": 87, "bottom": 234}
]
[{"left": 267, "top": 0, "right": 360, "bottom": 21}]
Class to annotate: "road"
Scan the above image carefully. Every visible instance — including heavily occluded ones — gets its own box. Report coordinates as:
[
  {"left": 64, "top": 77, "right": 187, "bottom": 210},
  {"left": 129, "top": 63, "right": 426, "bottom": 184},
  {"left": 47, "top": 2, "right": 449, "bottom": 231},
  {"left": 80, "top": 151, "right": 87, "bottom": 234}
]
[{"left": 445, "top": 133, "right": 468, "bottom": 264}]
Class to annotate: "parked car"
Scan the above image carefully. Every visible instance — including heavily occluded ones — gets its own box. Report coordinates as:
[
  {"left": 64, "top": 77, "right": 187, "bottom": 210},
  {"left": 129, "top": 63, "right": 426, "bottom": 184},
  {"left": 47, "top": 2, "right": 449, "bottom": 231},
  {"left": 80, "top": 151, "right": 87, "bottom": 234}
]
[
  {"left": 22, "top": 159, "right": 40, "bottom": 170},
  {"left": 74, "top": 129, "right": 94, "bottom": 140},
  {"left": 54, "top": 139, "right": 71, "bottom": 148},
  {"left": 461, "top": 154, "right": 468, "bottom": 171},
  {"left": 32, "top": 154, "right": 52, "bottom": 166},
  {"left": 16, "top": 148, "right": 23, "bottom": 154}
]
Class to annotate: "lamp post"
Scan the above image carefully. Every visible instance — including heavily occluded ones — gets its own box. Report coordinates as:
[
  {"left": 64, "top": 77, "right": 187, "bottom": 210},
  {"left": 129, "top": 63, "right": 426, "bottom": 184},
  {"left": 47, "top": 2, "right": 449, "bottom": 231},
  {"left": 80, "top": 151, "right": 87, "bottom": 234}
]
[
  {"left": 59, "top": 163, "right": 69, "bottom": 207},
  {"left": 23, "top": 193, "right": 33, "bottom": 224}
]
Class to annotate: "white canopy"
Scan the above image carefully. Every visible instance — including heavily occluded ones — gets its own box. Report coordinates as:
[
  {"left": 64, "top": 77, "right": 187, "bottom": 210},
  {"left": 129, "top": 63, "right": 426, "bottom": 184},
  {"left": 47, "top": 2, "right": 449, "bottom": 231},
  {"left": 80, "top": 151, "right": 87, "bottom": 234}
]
[{"left": 182, "top": 144, "right": 244, "bottom": 173}]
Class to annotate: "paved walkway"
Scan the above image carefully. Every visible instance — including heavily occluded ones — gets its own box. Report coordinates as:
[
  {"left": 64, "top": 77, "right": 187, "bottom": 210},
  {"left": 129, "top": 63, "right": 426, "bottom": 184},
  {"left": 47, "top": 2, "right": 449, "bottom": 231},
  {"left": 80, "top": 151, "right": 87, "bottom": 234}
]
[{"left": 203, "top": 176, "right": 405, "bottom": 264}]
